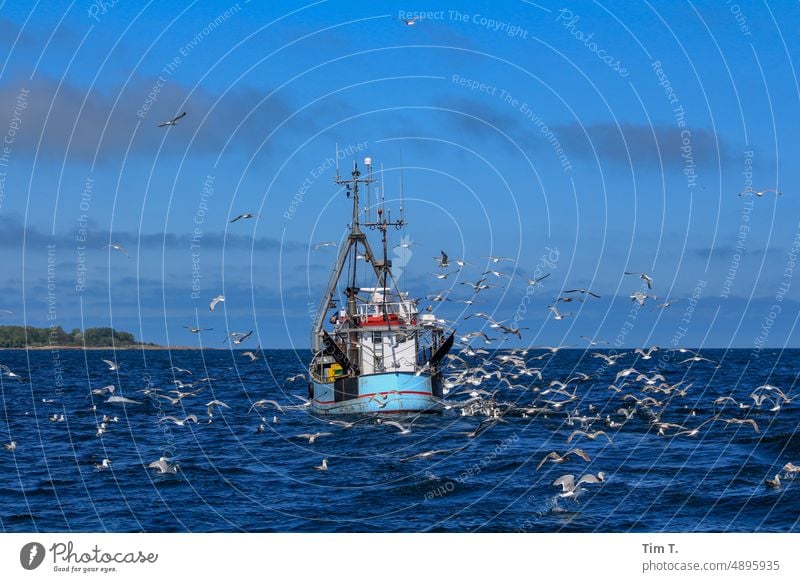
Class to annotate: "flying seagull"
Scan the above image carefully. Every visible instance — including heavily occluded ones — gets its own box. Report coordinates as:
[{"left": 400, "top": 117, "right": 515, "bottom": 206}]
[
  {"left": 624, "top": 271, "right": 653, "bottom": 289},
  {"left": 184, "top": 326, "right": 213, "bottom": 333},
  {"left": 209, "top": 294, "right": 225, "bottom": 312},
  {"left": 739, "top": 188, "right": 781, "bottom": 197},
  {"left": 314, "top": 241, "right": 337, "bottom": 250},
  {"left": 105, "top": 243, "right": 130, "bottom": 258},
  {"left": 101, "top": 359, "right": 119, "bottom": 371},
  {"left": 435, "top": 250, "right": 449, "bottom": 268},
  {"left": 397, "top": 16, "right": 421, "bottom": 26},
  {"left": 230, "top": 213, "right": 255, "bottom": 223},
  {"left": 157, "top": 111, "right": 187, "bottom": 127}
]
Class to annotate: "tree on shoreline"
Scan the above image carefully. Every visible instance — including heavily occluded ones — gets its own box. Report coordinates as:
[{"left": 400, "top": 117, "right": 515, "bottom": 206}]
[{"left": 0, "top": 326, "right": 147, "bottom": 348}]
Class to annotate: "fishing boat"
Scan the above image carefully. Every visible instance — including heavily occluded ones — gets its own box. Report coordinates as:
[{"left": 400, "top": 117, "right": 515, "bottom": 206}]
[{"left": 308, "top": 153, "right": 454, "bottom": 415}]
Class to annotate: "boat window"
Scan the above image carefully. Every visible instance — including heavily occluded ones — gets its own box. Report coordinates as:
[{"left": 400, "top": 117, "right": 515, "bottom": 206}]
[{"left": 372, "top": 331, "right": 381, "bottom": 343}]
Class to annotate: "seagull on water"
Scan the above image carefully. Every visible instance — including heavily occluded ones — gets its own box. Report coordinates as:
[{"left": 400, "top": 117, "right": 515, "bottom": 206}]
[
  {"left": 314, "top": 459, "right": 329, "bottom": 471},
  {"left": 209, "top": 295, "right": 225, "bottom": 312},
  {"left": 764, "top": 474, "right": 781, "bottom": 488},
  {"left": 295, "top": 432, "right": 332, "bottom": 444},
  {"left": 94, "top": 459, "right": 112, "bottom": 470},
  {"left": 148, "top": 457, "right": 179, "bottom": 474},
  {"left": 157, "top": 111, "right": 187, "bottom": 127},
  {"left": 4, "top": 441, "right": 17, "bottom": 452}
]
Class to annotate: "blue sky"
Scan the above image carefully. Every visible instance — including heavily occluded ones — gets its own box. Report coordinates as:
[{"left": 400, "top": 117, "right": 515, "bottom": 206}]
[{"left": 1, "top": 0, "right": 799, "bottom": 349}]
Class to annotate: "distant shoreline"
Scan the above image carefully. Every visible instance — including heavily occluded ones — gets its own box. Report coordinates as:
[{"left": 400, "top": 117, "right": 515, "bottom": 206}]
[{"left": 0, "top": 345, "right": 218, "bottom": 350}]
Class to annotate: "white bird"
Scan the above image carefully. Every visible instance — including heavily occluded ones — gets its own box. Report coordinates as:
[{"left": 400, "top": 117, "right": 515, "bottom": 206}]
[
  {"left": 285, "top": 373, "right": 307, "bottom": 383},
  {"left": 241, "top": 351, "right": 258, "bottom": 362},
  {"left": 230, "top": 213, "right": 255, "bottom": 223},
  {"left": 314, "top": 459, "right": 329, "bottom": 471},
  {"left": 567, "top": 430, "right": 613, "bottom": 444},
  {"left": 547, "top": 305, "right": 571, "bottom": 320},
  {"left": 170, "top": 367, "right": 193, "bottom": 375},
  {"left": 209, "top": 294, "right": 225, "bottom": 312},
  {"left": 630, "top": 291, "right": 657, "bottom": 306},
  {"left": 551, "top": 472, "right": 606, "bottom": 498},
  {"left": 536, "top": 449, "right": 591, "bottom": 470},
  {"left": 377, "top": 419, "right": 412, "bottom": 434},
  {"left": 157, "top": 111, "right": 187, "bottom": 127},
  {"left": 184, "top": 326, "right": 213, "bottom": 333},
  {"left": 94, "top": 459, "right": 112, "bottom": 470},
  {"left": 764, "top": 474, "right": 781, "bottom": 488},
  {"left": 527, "top": 273, "right": 550, "bottom": 286},
  {"left": 482, "top": 256, "right": 514, "bottom": 263},
  {"left": 248, "top": 399, "right": 284, "bottom": 413},
  {"left": 624, "top": 271, "right": 654, "bottom": 289},
  {"left": 397, "top": 15, "right": 421, "bottom": 26},
  {"left": 104, "top": 243, "right": 130, "bottom": 258},
  {"left": 295, "top": 432, "right": 332, "bottom": 444},
  {"left": 314, "top": 241, "right": 337, "bottom": 250},
  {"left": 739, "top": 188, "right": 781, "bottom": 197},
  {"left": 4, "top": 441, "right": 17, "bottom": 452},
  {"left": 158, "top": 415, "right": 199, "bottom": 426},
  {"left": 0, "top": 364, "right": 25, "bottom": 381},
  {"left": 434, "top": 250, "right": 449, "bottom": 268},
  {"left": 148, "top": 457, "right": 179, "bottom": 474},
  {"left": 101, "top": 359, "right": 120, "bottom": 371},
  {"left": 206, "top": 399, "right": 230, "bottom": 417}
]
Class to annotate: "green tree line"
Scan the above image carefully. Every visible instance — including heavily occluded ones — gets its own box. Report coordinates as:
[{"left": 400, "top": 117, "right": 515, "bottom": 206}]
[{"left": 0, "top": 326, "right": 149, "bottom": 348}]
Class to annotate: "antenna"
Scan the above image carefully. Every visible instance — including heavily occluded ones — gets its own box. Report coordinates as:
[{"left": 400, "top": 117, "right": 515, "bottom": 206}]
[
  {"left": 399, "top": 147, "right": 405, "bottom": 224},
  {"left": 335, "top": 142, "right": 340, "bottom": 180}
]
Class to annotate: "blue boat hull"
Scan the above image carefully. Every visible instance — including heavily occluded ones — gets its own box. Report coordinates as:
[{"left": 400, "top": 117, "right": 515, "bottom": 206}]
[{"left": 310, "top": 372, "right": 443, "bottom": 415}]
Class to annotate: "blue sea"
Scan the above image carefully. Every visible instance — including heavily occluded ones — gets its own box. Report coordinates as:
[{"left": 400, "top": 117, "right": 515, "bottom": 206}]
[{"left": 1, "top": 348, "right": 798, "bottom": 532}]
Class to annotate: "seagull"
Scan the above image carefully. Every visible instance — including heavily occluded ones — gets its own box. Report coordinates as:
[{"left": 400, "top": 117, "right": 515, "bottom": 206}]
[
  {"left": 206, "top": 399, "right": 230, "bottom": 417},
  {"left": 248, "top": 399, "right": 284, "bottom": 413},
  {"left": 630, "top": 291, "right": 657, "bottom": 306},
  {"left": 377, "top": 419, "right": 412, "bottom": 434},
  {"left": 624, "top": 271, "right": 653, "bottom": 289},
  {"left": 656, "top": 299, "right": 680, "bottom": 309},
  {"left": 431, "top": 270, "right": 459, "bottom": 280},
  {"left": 241, "top": 351, "right": 258, "bottom": 362},
  {"left": 104, "top": 243, "right": 130, "bottom": 258},
  {"left": 527, "top": 273, "right": 550, "bottom": 286},
  {"left": 170, "top": 366, "right": 193, "bottom": 375},
  {"left": 101, "top": 359, "right": 120, "bottom": 371},
  {"left": 400, "top": 446, "right": 469, "bottom": 462},
  {"left": 147, "top": 457, "right": 179, "bottom": 474},
  {"left": 314, "top": 459, "right": 328, "bottom": 471},
  {"left": 454, "top": 258, "right": 472, "bottom": 268},
  {"left": 547, "top": 305, "right": 571, "bottom": 320},
  {"left": 158, "top": 415, "right": 199, "bottom": 426},
  {"left": 679, "top": 355, "right": 716, "bottom": 365},
  {"left": 184, "top": 326, "right": 213, "bottom": 333},
  {"left": 230, "top": 213, "right": 255, "bottom": 223},
  {"left": 782, "top": 462, "right": 800, "bottom": 475},
  {"left": 634, "top": 346, "right": 659, "bottom": 360},
  {"left": 739, "top": 188, "right": 781, "bottom": 197},
  {"left": 397, "top": 15, "right": 421, "bottom": 26},
  {"left": 435, "top": 250, "right": 449, "bottom": 268},
  {"left": 0, "top": 364, "right": 25, "bottom": 382},
  {"left": 4, "top": 441, "right": 17, "bottom": 452},
  {"left": 209, "top": 294, "right": 225, "bottom": 312},
  {"left": 157, "top": 111, "right": 187, "bottom": 127},
  {"left": 551, "top": 472, "right": 606, "bottom": 498},
  {"left": 719, "top": 417, "right": 760, "bottom": 433},
  {"left": 229, "top": 330, "right": 253, "bottom": 345},
  {"left": 536, "top": 449, "right": 591, "bottom": 470},
  {"left": 567, "top": 430, "right": 613, "bottom": 444},
  {"left": 482, "top": 269, "right": 510, "bottom": 279},
  {"left": 314, "top": 241, "right": 337, "bottom": 250},
  {"left": 286, "top": 373, "right": 306, "bottom": 383},
  {"left": 482, "top": 256, "right": 514, "bottom": 263},
  {"left": 94, "top": 458, "right": 112, "bottom": 471},
  {"left": 764, "top": 474, "right": 781, "bottom": 488},
  {"left": 295, "top": 432, "right": 332, "bottom": 444},
  {"left": 564, "top": 288, "right": 601, "bottom": 298}
]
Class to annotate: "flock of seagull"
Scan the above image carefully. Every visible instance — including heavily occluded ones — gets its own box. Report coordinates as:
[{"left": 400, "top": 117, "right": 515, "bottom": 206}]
[{"left": 5, "top": 339, "right": 795, "bottom": 504}]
